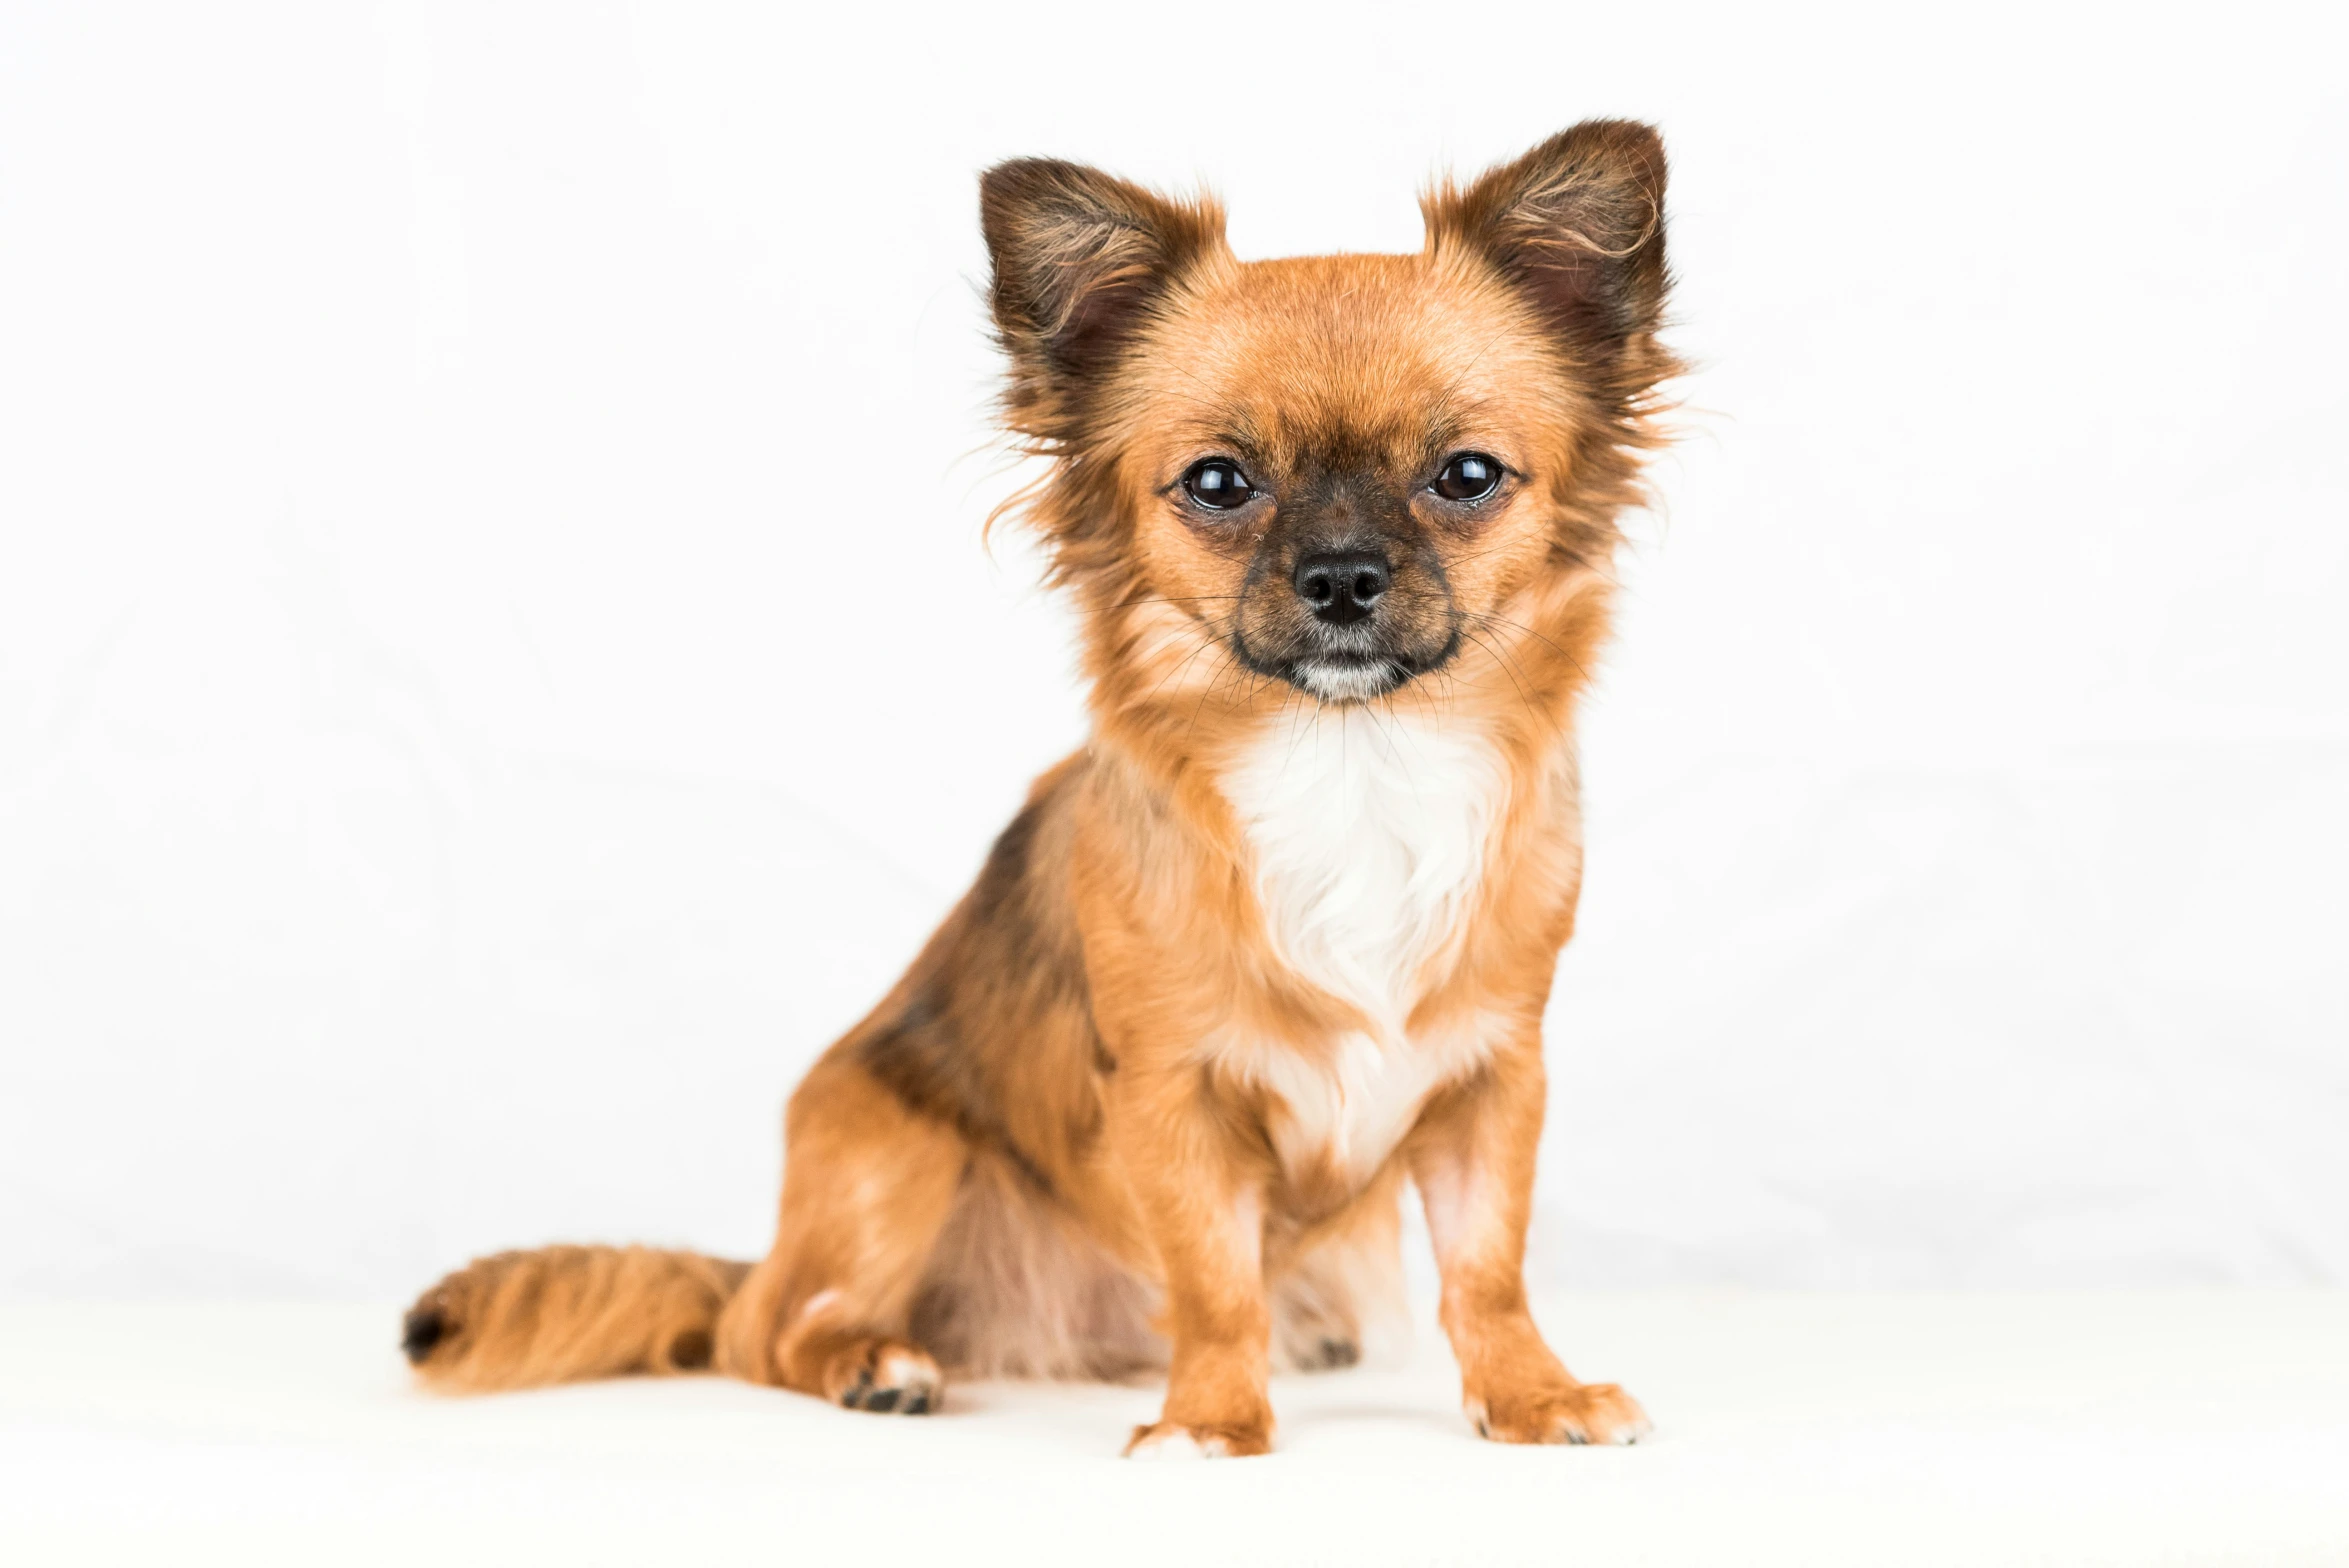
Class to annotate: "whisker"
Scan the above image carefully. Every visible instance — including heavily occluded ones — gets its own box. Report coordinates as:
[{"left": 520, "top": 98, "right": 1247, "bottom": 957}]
[
  {"left": 1106, "top": 593, "right": 1247, "bottom": 610},
  {"left": 1455, "top": 622, "right": 1544, "bottom": 728}
]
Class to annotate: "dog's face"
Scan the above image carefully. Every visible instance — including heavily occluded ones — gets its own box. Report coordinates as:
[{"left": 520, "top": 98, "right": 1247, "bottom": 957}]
[
  {"left": 982, "top": 122, "right": 1674, "bottom": 707},
  {"left": 1118, "top": 257, "right": 1577, "bottom": 702}
]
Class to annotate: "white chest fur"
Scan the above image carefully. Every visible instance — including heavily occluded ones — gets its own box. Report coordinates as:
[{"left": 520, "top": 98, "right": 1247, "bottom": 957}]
[
  {"left": 1215, "top": 708, "right": 1507, "bottom": 1187},
  {"left": 1221, "top": 706, "right": 1504, "bottom": 1038},
  {"left": 1226, "top": 1024, "right": 1496, "bottom": 1190}
]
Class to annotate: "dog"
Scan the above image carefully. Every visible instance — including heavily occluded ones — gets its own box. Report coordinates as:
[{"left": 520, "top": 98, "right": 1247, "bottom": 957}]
[{"left": 402, "top": 119, "right": 1679, "bottom": 1457}]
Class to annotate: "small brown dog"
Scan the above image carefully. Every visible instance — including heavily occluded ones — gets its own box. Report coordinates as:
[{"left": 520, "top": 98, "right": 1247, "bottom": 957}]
[{"left": 404, "top": 119, "right": 1679, "bottom": 1456}]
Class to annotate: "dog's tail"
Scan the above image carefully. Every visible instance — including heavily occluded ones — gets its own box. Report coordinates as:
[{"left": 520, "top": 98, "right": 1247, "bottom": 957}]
[{"left": 401, "top": 1244, "right": 753, "bottom": 1393}]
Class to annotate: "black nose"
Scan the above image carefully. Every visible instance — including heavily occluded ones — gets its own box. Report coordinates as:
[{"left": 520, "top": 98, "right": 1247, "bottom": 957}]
[{"left": 1293, "top": 551, "right": 1391, "bottom": 626}]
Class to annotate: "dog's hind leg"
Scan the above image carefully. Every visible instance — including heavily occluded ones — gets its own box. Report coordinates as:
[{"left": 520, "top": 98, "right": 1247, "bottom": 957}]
[
  {"left": 1272, "top": 1162, "right": 1411, "bottom": 1373},
  {"left": 715, "top": 1052, "right": 967, "bottom": 1414}
]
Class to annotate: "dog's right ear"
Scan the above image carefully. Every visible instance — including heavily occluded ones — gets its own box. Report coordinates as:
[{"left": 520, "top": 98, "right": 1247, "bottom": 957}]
[{"left": 980, "top": 160, "right": 1225, "bottom": 438}]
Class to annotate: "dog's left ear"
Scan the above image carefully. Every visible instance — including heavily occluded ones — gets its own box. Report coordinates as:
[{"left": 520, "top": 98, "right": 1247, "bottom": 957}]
[{"left": 1424, "top": 120, "right": 1672, "bottom": 373}]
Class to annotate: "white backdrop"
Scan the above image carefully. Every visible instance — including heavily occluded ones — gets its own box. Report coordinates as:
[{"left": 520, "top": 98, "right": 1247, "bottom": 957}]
[{"left": 3, "top": 0, "right": 2343, "bottom": 1299}]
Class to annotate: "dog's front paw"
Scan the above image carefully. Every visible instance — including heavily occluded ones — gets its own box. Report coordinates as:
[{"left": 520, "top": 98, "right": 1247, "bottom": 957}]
[
  {"left": 824, "top": 1338, "right": 943, "bottom": 1415},
  {"left": 1467, "top": 1380, "right": 1650, "bottom": 1446},
  {"left": 1124, "top": 1420, "right": 1273, "bottom": 1459}
]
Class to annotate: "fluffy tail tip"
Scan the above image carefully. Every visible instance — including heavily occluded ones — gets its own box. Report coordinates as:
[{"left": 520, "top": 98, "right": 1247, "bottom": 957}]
[{"left": 400, "top": 1302, "right": 447, "bottom": 1365}]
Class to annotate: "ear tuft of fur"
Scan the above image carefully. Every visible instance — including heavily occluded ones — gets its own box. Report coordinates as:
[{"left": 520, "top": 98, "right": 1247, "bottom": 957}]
[
  {"left": 1424, "top": 119, "right": 1674, "bottom": 382},
  {"left": 979, "top": 158, "right": 1226, "bottom": 441}
]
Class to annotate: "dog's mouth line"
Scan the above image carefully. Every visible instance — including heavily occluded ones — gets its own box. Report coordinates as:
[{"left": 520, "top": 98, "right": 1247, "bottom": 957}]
[{"left": 1225, "top": 623, "right": 1462, "bottom": 704}]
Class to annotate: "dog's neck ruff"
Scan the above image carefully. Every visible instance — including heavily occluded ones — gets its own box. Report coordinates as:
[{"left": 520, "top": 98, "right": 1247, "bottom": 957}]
[{"left": 1219, "top": 705, "right": 1504, "bottom": 1042}]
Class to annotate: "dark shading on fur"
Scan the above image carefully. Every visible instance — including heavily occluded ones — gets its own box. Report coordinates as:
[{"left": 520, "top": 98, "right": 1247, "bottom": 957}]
[
  {"left": 400, "top": 1304, "right": 445, "bottom": 1363},
  {"left": 854, "top": 761, "right": 1101, "bottom": 1194}
]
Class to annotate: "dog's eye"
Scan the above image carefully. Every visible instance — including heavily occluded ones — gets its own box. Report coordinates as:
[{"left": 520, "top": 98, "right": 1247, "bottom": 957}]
[
  {"left": 1431, "top": 453, "right": 1503, "bottom": 503},
  {"left": 1181, "top": 459, "right": 1256, "bottom": 511}
]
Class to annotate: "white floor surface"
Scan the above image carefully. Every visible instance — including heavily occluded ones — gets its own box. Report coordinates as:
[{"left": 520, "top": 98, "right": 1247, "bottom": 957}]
[{"left": 4, "top": 1292, "right": 2346, "bottom": 1566}]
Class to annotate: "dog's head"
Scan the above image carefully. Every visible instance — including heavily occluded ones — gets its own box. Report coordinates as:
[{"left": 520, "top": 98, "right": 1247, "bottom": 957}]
[{"left": 981, "top": 121, "right": 1676, "bottom": 709}]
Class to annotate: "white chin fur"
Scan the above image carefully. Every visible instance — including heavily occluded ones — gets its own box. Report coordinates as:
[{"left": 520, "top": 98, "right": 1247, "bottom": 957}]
[{"left": 1291, "top": 658, "right": 1400, "bottom": 702}]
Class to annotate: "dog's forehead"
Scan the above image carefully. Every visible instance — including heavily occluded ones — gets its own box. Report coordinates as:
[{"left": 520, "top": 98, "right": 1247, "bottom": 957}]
[{"left": 1137, "top": 252, "right": 1549, "bottom": 466}]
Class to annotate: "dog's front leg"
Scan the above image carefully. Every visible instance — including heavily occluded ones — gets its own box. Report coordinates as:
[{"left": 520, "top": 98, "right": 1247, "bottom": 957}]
[
  {"left": 1112, "top": 1065, "right": 1275, "bottom": 1459},
  {"left": 1408, "top": 1038, "right": 1650, "bottom": 1446}
]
